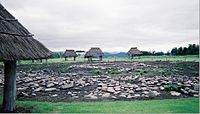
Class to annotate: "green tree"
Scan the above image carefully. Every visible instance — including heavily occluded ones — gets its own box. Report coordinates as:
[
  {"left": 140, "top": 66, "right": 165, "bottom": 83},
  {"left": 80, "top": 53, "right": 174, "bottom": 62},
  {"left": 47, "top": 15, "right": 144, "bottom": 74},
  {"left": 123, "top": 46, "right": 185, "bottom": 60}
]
[{"left": 171, "top": 47, "right": 178, "bottom": 55}]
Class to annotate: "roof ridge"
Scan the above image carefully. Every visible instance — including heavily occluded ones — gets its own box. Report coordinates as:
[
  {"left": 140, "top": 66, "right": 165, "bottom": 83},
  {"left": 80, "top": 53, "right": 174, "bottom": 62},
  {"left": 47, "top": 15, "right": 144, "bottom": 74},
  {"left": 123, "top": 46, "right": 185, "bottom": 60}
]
[
  {"left": 0, "top": 17, "right": 18, "bottom": 21},
  {"left": 0, "top": 31, "right": 34, "bottom": 37}
]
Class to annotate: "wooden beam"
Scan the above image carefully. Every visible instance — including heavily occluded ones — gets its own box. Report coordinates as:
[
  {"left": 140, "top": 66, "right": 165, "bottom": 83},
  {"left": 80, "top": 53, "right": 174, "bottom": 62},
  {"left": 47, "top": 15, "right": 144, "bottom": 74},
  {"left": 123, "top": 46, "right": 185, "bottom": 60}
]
[{"left": 2, "top": 60, "right": 16, "bottom": 112}]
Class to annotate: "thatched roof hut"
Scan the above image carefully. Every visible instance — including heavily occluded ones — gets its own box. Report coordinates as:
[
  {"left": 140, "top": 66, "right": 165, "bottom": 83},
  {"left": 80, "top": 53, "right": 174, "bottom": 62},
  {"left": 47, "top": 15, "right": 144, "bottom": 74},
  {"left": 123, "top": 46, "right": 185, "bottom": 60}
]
[
  {"left": 85, "top": 47, "right": 104, "bottom": 61},
  {"left": 127, "top": 47, "right": 143, "bottom": 58},
  {"left": 63, "top": 50, "right": 77, "bottom": 61},
  {"left": 0, "top": 5, "right": 52, "bottom": 61},
  {"left": 0, "top": 3, "right": 52, "bottom": 112}
]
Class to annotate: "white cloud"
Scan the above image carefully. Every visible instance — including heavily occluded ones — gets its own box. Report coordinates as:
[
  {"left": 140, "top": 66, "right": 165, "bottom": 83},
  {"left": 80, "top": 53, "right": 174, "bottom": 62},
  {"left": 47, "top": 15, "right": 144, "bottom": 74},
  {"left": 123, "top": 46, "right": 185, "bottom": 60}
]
[{"left": 1, "top": 0, "right": 199, "bottom": 52}]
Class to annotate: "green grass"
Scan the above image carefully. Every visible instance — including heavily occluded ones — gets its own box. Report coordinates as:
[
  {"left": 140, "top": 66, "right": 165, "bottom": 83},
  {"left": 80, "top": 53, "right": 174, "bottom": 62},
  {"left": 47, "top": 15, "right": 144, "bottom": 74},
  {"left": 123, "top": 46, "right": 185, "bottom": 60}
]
[
  {"left": 0, "top": 96, "right": 199, "bottom": 113},
  {"left": 105, "top": 55, "right": 199, "bottom": 62},
  {"left": 0, "top": 55, "right": 198, "bottom": 65}
]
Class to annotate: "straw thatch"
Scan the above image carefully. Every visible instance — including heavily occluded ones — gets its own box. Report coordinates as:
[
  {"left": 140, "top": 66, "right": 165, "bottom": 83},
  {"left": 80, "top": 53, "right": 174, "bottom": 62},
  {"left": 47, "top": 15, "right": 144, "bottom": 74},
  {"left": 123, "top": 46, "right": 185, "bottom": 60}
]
[
  {"left": 85, "top": 47, "right": 104, "bottom": 57},
  {"left": 0, "top": 3, "right": 52, "bottom": 61},
  {"left": 64, "top": 50, "right": 77, "bottom": 58},
  {"left": 127, "top": 47, "right": 143, "bottom": 57}
]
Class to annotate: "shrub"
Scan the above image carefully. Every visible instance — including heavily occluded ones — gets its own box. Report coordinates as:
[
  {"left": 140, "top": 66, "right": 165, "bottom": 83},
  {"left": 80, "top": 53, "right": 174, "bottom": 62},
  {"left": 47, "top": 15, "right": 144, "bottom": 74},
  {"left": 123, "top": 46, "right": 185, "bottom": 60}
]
[
  {"left": 164, "top": 83, "right": 186, "bottom": 92},
  {"left": 127, "top": 79, "right": 134, "bottom": 84},
  {"left": 108, "top": 69, "right": 120, "bottom": 74},
  {"left": 92, "top": 69, "right": 101, "bottom": 75}
]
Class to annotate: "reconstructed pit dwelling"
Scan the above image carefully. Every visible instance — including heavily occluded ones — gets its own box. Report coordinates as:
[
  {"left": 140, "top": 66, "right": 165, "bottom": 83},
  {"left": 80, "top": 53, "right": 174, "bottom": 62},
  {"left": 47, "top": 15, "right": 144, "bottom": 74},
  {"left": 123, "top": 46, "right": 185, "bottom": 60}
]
[{"left": 0, "top": 3, "right": 51, "bottom": 112}]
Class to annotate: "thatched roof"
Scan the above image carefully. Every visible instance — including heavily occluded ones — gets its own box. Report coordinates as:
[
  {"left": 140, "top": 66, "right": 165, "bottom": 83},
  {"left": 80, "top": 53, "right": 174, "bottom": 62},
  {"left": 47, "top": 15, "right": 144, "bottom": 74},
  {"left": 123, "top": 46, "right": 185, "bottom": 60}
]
[
  {"left": 85, "top": 47, "right": 104, "bottom": 57},
  {"left": 0, "top": 3, "right": 52, "bottom": 61},
  {"left": 64, "top": 50, "right": 77, "bottom": 57},
  {"left": 127, "top": 47, "right": 143, "bottom": 56}
]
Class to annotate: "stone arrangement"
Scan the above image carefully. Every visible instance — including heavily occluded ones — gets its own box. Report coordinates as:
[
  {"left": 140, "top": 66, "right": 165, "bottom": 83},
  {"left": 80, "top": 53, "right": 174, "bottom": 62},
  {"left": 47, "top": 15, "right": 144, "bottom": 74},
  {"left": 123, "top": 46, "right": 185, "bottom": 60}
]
[{"left": 0, "top": 61, "right": 199, "bottom": 101}]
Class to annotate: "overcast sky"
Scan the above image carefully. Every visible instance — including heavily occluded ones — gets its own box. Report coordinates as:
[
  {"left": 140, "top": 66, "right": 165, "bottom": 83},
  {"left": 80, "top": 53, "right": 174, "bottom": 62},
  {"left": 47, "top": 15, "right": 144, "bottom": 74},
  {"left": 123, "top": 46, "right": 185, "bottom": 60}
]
[{"left": 1, "top": 0, "right": 199, "bottom": 52}]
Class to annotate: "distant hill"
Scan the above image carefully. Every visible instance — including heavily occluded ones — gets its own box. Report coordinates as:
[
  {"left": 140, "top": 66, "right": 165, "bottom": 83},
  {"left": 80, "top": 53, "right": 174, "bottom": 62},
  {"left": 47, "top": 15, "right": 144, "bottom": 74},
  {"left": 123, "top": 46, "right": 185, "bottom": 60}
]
[{"left": 103, "top": 52, "right": 128, "bottom": 58}]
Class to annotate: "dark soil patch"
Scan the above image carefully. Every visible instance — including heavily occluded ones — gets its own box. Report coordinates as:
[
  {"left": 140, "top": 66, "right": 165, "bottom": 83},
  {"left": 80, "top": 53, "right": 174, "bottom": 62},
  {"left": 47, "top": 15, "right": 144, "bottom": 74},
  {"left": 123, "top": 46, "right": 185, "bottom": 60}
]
[{"left": 0, "top": 105, "right": 33, "bottom": 113}]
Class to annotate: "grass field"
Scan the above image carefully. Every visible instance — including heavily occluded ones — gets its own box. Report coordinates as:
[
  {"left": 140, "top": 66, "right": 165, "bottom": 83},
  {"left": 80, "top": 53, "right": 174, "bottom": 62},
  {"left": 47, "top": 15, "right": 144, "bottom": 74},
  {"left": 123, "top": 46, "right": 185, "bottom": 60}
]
[
  {"left": 0, "top": 55, "right": 197, "bottom": 65},
  {"left": 0, "top": 97, "right": 199, "bottom": 113}
]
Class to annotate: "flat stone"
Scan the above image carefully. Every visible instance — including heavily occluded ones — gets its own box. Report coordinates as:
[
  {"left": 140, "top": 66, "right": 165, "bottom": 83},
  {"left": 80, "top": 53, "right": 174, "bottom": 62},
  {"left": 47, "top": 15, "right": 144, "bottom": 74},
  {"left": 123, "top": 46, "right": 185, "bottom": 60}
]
[
  {"left": 141, "top": 87, "right": 148, "bottom": 91},
  {"left": 23, "top": 78, "right": 33, "bottom": 83},
  {"left": 134, "top": 94, "right": 140, "bottom": 98},
  {"left": 149, "top": 91, "right": 160, "bottom": 97},
  {"left": 52, "top": 94, "right": 58, "bottom": 97},
  {"left": 31, "top": 93, "right": 36, "bottom": 96},
  {"left": 61, "top": 83, "right": 74, "bottom": 89},
  {"left": 156, "top": 83, "right": 161, "bottom": 86},
  {"left": 108, "top": 84, "right": 115, "bottom": 87},
  {"left": 85, "top": 94, "right": 98, "bottom": 99},
  {"left": 53, "top": 82, "right": 59, "bottom": 85},
  {"left": 114, "top": 91, "right": 121, "bottom": 95},
  {"left": 184, "top": 84, "right": 191, "bottom": 87},
  {"left": 17, "top": 87, "right": 28, "bottom": 91},
  {"left": 73, "top": 96, "right": 79, "bottom": 99},
  {"left": 77, "top": 80, "right": 85, "bottom": 86},
  {"left": 47, "top": 83, "right": 55, "bottom": 88},
  {"left": 111, "top": 96, "right": 117, "bottom": 99},
  {"left": 151, "top": 87, "right": 159, "bottom": 90},
  {"left": 45, "top": 88, "right": 56, "bottom": 92},
  {"left": 114, "top": 86, "right": 121, "bottom": 91},
  {"left": 140, "top": 83, "right": 146, "bottom": 87},
  {"left": 143, "top": 91, "right": 149, "bottom": 95},
  {"left": 28, "top": 73, "right": 37, "bottom": 77},
  {"left": 102, "top": 93, "right": 110, "bottom": 98},
  {"left": 101, "top": 86, "right": 107, "bottom": 91},
  {"left": 119, "top": 94, "right": 126, "bottom": 98},
  {"left": 128, "top": 90, "right": 134, "bottom": 94},
  {"left": 107, "top": 87, "right": 115, "bottom": 93},
  {"left": 21, "top": 92, "right": 28, "bottom": 97},
  {"left": 135, "top": 88, "right": 142, "bottom": 92},
  {"left": 194, "top": 84, "right": 199, "bottom": 91},
  {"left": 34, "top": 87, "right": 43, "bottom": 92},
  {"left": 36, "top": 77, "right": 42, "bottom": 80},
  {"left": 0, "top": 79, "right": 3, "bottom": 84},
  {"left": 127, "top": 94, "right": 133, "bottom": 99},
  {"left": 188, "top": 90, "right": 198, "bottom": 94},
  {"left": 17, "top": 92, "right": 28, "bottom": 98},
  {"left": 180, "top": 89, "right": 188, "bottom": 94},
  {"left": 67, "top": 91, "right": 72, "bottom": 95},
  {"left": 160, "top": 86, "right": 165, "bottom": 90},
  {"left": 138, "top": 63, "right": 146, "bottom": 66},
  {"left": 170, "top": 91, "right": 181, "bottom": 96},
  {"left": 132, "top": 84, "right": 139, "bottom": 89}
]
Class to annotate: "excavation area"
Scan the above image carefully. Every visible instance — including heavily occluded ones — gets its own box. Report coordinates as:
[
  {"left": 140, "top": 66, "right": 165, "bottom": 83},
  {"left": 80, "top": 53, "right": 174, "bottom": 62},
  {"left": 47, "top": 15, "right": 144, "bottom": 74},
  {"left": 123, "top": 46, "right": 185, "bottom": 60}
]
[{"left": 0, "top": 61, "right": 199, "bottom": 102}]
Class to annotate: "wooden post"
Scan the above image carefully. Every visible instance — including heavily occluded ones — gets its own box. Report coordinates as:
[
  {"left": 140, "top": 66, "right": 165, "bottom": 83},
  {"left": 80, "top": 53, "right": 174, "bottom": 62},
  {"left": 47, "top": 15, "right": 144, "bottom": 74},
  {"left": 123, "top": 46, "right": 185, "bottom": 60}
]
[
  {"left": 74, "top": 57, "right": 76, "bottom": 61},
  {"left": 40, "top": 59, "right": 42, "bottom": 63},
  {"left": 2, "top": 61, "right": 17, "bottom": 112},
  {"left": 32, "top": 59, "right": 34, "bottom": 63},
  {"left": 99, "top": 56, "right": 102, "bottom": 61}
]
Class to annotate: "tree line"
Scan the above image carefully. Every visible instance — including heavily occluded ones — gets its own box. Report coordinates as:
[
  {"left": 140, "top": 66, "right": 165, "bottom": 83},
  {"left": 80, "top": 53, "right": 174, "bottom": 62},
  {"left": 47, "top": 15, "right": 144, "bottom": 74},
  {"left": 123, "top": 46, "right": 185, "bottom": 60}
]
[
  {"left": 141, "top": 44, "right": 199, "bottom": 56},
  {"left": 49, "top": 44, "right": 199, "bottom": 58},
  {"left": 171, "top": 44, "right": 199, "bottom": 55}
]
